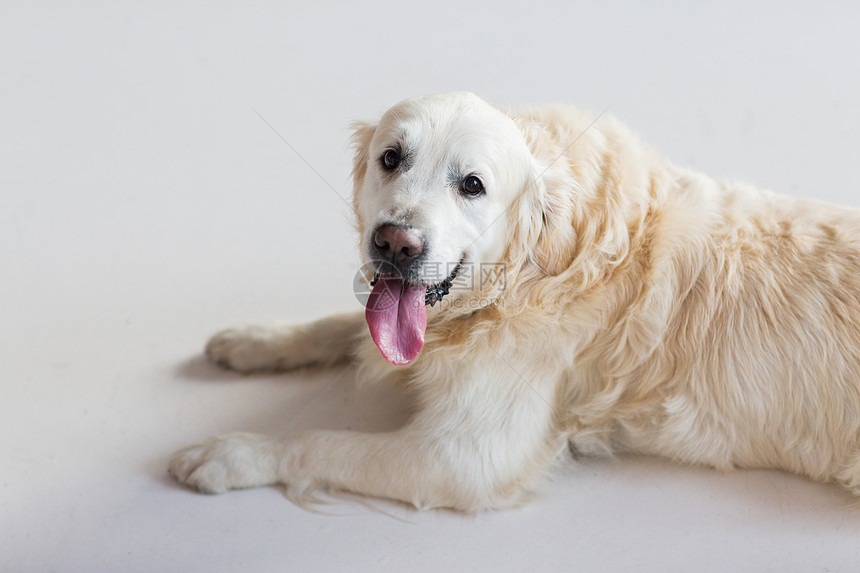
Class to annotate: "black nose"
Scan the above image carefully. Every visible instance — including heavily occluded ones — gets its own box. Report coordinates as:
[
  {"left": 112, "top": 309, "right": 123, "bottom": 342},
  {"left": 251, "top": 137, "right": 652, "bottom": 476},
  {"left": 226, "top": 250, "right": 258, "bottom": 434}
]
[{"left": 373, "top": 224, "right": 425, "bottom": 268}]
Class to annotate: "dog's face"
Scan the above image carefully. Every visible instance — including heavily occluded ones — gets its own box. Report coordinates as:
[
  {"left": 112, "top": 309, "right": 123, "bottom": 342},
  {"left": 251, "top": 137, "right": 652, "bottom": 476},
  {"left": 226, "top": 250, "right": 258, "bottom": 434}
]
[
  {"left": 352, "top": 92, "right": 536, "bottom": 364},
  {"left": 354, "top": 92, "right": 534, "bottom": 300}
]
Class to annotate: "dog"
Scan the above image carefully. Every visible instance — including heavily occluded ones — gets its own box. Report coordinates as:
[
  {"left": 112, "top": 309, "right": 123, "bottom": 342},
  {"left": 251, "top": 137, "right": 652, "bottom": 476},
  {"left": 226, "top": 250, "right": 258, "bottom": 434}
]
[{"left": 169, "top": 91, "right": 860, "bottom": 511}]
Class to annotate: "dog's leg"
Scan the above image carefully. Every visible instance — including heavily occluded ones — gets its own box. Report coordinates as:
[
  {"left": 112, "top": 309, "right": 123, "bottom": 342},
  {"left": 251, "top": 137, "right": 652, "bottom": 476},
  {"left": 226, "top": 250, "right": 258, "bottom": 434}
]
[
  {"left": 169, "top": 367, "right": 562, "bottom": 511},
  {"left": 205, "top": 312, "right": 365, "bottom": 373}
]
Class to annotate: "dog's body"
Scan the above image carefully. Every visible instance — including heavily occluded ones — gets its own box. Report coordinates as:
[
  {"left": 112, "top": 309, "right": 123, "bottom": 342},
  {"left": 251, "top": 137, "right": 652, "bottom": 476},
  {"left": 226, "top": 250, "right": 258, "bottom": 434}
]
[{"left": 170, "top": 92, "right": 860, "bottom": 510}]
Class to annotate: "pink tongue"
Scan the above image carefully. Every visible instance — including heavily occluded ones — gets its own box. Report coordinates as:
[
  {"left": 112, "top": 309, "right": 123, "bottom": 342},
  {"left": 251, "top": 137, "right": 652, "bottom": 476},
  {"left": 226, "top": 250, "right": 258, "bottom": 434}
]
[{"left": 365, "top": 277, "right": 427, "bottom": 365}]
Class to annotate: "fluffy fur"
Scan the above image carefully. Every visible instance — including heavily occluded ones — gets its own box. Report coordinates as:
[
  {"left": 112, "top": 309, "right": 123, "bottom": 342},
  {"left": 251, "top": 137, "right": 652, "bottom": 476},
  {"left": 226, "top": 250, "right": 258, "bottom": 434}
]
[{"left": 169, "top": 92, "right": 860, "bottom": 511}]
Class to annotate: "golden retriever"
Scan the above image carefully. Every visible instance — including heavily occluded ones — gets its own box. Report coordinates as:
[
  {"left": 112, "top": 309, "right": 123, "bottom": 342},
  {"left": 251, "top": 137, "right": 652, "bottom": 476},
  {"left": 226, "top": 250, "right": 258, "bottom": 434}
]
[{"left": 169, "top": 92, "right": 860, "bottom": 511}]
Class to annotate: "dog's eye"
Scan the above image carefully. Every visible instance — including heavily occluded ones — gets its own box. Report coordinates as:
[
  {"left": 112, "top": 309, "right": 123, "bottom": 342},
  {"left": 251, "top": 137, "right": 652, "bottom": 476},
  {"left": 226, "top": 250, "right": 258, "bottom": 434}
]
[
  {"left": 459, "top": 175, "right": 485, "bottom": 197},
  {"left": 381, "top": 148, "right": 400, "bottom": 171}
]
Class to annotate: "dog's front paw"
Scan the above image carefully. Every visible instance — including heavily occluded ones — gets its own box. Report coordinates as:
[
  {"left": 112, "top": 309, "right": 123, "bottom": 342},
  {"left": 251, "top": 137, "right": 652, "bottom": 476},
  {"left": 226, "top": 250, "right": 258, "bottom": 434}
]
[
  {"left": 168, "top": 433, "right": 280, "bottom": 494},
  {"left": 205, "top": 324, "right": 298, "bottom": 373}
]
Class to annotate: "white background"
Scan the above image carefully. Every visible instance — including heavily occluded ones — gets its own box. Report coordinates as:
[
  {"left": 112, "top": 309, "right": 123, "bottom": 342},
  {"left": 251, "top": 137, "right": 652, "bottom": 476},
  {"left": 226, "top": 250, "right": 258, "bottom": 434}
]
[{"left": 3, "top": 1, "right": 860, "bottom": 571}]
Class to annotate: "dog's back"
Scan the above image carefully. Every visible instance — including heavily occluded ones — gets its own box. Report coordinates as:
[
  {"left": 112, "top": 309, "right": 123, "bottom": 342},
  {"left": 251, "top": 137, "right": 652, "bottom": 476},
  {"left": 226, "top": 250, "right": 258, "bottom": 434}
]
[{"left": 524, "top": 110, "right": 860, "bottom": 490}]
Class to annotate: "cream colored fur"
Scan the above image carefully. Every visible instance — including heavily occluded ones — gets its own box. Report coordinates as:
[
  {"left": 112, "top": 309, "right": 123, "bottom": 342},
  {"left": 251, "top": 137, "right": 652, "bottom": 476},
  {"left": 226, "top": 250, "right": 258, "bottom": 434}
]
[{"left": 169, "top": 92, "right": 860, "bottom": 511}]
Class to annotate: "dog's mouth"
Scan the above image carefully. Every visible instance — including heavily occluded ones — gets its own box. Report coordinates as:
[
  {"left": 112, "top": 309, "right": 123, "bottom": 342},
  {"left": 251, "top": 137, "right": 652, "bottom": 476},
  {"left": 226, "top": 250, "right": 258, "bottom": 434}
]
[
  {"left": 365, "top": 259, "right": 464, "bottom": 366},
  {"left": 370, "top": 261, "right": 463, "bottom": 307}
]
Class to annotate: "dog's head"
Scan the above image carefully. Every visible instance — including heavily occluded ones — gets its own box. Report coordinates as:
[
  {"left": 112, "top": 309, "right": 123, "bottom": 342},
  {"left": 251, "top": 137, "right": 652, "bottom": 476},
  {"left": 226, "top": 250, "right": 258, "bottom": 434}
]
[{"left": 351, "top": 92, "right": 538, "bottom": 364}]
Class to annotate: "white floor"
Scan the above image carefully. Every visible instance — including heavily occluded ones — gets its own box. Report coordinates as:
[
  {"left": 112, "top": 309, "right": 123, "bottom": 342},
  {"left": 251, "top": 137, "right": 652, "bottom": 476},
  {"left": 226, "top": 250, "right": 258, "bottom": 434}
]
[{"left": 3, "top": 2, "right": 860, "bottom": 571}]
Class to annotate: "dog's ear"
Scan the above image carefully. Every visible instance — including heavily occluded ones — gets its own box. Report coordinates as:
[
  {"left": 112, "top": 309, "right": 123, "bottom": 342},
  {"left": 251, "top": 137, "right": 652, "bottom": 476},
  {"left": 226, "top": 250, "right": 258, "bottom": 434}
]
[
  {"left": 518, "top": 168, "right": 580, "bottom": 278},
  {"left": 532, "top": 176, "right": 580, "bottom": 277},
  {"left": 504, "top": 116, "right": 580, "bottom": 279},
  {"left": 506, "top": 112, "right": 631, "bottom": 287},
  {"left": 350, "top": 120, "right": 377, "bottom": 236},
  {"left": 527, "top": 155, "right": 633, "bottom": 286},
  {"left": 350, "top": 120, "right": 377, "bottom": 192}
]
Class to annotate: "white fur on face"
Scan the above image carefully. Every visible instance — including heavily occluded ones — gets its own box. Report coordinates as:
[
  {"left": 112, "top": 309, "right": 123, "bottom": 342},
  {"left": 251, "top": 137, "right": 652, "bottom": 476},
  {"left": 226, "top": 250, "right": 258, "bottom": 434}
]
[{"left": 355, "top": 92, "right": 533, "bottom": 288}]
